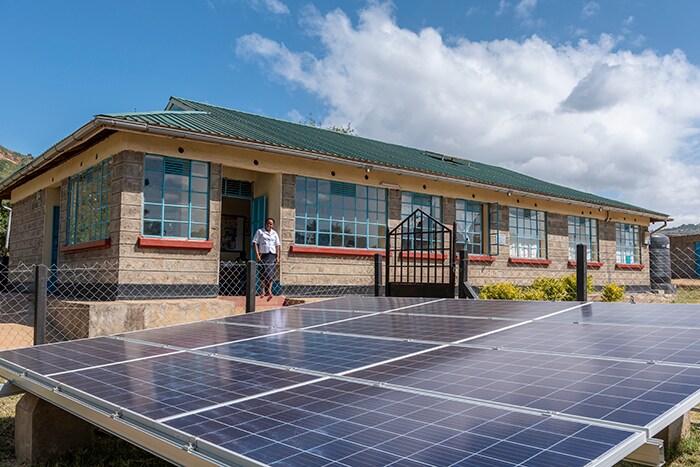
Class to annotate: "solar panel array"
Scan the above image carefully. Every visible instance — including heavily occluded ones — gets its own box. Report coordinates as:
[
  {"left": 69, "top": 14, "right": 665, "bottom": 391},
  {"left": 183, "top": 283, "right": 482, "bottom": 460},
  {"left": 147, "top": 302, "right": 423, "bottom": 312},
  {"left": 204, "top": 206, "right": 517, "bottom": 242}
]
[{"left": 2, "top": 297, "right": 700, "bottom": 466}]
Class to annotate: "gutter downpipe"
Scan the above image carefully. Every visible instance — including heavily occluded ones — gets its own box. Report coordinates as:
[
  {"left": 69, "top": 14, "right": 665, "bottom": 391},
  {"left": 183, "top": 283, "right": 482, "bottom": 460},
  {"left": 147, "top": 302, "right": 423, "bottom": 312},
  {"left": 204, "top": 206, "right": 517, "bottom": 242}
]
[{"left": 2, "top": 205, "right": 11, "bottom": 253}]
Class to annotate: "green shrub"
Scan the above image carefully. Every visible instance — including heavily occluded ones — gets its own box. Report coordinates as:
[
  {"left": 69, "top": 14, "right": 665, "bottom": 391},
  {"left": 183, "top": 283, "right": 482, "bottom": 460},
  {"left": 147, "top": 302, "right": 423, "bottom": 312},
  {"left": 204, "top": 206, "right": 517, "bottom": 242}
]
[
  {"left": 601, "top": 283, "right": 625, "bottom": 302},
  {"left": 530, "top": 277, "right": 566, "bottom": 301},
  {"left": 520, "top": 287, "right": 547, "bottom": 301},
  {"left": 479, "top": 282, "right": 522, "bottom": 300},
  {"left": 560, "top": 273, "right": 595, "bottom": 301}
]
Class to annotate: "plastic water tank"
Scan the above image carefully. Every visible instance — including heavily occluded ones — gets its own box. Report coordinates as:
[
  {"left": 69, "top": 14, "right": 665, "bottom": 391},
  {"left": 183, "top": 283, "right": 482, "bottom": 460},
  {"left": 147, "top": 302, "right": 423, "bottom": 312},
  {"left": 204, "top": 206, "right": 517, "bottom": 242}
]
[{"left": 650, "top": 233, "right": 674, "bottom": 293}]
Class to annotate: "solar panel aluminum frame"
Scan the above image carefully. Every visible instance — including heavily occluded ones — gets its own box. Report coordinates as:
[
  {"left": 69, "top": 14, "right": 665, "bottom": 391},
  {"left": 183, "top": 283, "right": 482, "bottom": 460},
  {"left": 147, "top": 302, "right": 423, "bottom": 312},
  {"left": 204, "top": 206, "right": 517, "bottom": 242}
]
[{"left": 0, "top": 363, "right": 265, "bottom": 467}]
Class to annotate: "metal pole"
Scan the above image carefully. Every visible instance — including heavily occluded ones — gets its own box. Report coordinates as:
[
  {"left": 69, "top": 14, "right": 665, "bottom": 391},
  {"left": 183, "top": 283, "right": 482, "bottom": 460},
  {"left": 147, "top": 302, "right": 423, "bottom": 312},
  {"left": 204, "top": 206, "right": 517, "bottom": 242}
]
[
  {"left": 576, "top": 244, "right": 587, "bottom": 302},
  {"left": 245, "top": 260, "right": 256, "bottom": 313},
  {"left": 384, "top": 230, "right": 391, "bottom": 297},
  {"left": 34, "top": 264, "right": 47, "bottom": 345},
  {"left": 374, "top": 253, "right": 382, "bottom": 297},
  {"left": 458, "top": 249, "right": 468, "bottom": 299}
]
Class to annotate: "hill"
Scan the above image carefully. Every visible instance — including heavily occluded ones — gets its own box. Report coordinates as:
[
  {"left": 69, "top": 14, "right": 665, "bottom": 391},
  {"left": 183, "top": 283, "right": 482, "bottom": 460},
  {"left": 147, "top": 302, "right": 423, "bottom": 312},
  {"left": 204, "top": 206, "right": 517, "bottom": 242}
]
[
  {"left": 664, "top": 224, "right": 700, "bottom": 236},
  {"left": 0, "top": 145, "right": 32, "bottom": 181}
]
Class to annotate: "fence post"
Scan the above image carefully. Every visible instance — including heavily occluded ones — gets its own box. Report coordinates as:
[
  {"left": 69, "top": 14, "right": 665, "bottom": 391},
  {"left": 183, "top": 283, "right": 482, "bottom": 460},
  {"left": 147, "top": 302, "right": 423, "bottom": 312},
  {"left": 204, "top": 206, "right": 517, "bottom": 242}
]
[
  {"left": 246, "top": 260, "right": 256, "bottom": 313},
  {"left": 576, "top": 244, "right": 587, "bottom": 302},
  {"left": 458, "top": 250, "right": 468, "bottom": 299},
  {"left": 373, "top": 253, "right": 382, "bottom": 297},
  {"left": 34, "top": 264, "right": 47, "bottom": 345}
]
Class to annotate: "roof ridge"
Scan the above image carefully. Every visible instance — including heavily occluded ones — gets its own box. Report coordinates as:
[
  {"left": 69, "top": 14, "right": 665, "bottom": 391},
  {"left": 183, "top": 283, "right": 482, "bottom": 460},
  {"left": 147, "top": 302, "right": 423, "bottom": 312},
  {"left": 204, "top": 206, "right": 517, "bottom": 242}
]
[{"left": 100, "top": 110, "right": 208, "bottom": 117}]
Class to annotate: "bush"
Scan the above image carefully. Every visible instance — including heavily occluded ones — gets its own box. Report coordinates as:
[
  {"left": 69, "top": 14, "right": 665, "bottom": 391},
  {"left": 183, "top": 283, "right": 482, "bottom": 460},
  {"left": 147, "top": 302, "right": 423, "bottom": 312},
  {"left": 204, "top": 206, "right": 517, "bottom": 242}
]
[
  {"left": 530, "top": 277, "right": 566, "bottom": 301},
  {"left": 479, "top": 282, "right": 522, "bottom": 300},
  {"left": 601, "top": 283, "right": 625, "bottom": 302},
  {"left": 560, "top": 273, "right": 594, "bottom": 301},
  {"left": 520, "top": 287, "right": 548, "bottom": 301}
]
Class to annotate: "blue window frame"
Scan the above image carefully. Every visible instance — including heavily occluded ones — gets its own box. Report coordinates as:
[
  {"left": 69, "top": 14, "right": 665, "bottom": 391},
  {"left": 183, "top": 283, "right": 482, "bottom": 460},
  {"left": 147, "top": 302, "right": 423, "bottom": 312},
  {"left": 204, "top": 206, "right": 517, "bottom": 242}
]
[
  {"left": 456, "top": 200, "right": 483, "bottom": 254},
  {"left": 401, "top": 192, "right": 443, "bottom": 249},
  {"left": 295, "top": 176, "right": 387, "bottom": 249},
  {"left": 509, "top": 207, "right": 547, "bottom": 259},
  {"left": 66, "top": 158, "right": 112, "bottom": 245},
  {"left": 616, "top": 223, "right": 640, "bottom": 264},
  {"left": 142, "top": 155, "right": 210, "bottom": 239},
  {"left": 568, "top": 216, "right": 599, "bottom": 261}
]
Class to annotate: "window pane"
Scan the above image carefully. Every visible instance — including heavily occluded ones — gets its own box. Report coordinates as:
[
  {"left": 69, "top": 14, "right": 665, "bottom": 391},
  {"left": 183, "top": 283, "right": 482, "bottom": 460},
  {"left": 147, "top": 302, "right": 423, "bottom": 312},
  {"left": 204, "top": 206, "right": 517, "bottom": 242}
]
[
  {"left": 66, "top": 159, "right": 112, "bottom": 245},
  {"left": 142, "top": 155, "right": 209, "bottom": 239}
]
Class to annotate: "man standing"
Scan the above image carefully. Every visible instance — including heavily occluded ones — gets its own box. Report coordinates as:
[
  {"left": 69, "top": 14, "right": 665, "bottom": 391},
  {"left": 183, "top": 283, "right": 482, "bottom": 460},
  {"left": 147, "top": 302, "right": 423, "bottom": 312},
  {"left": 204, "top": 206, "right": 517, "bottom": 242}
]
[{"left": 252, "top": 217, "right": 281, "bottom": 298}]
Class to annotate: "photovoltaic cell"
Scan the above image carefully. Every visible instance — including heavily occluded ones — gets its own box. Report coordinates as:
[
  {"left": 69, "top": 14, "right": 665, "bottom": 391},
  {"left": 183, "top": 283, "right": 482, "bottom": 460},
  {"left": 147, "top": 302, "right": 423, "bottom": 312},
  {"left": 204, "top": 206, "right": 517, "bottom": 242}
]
[
  {"left": 0, "top": 337, "right": 173, "bottom": 376},
  {"left": 164, "top": 378, "right": 642, "bottom": 466},
  {"left": 51, "top": 352, "right": 317, "bottom": 420},
  {"left": 467, "top": 320, "right": 700, "bottom": 365},
  {"left": 544, "top": 302, "right": 700, "bottom": 328},
  {"left": 219, "top": 308, "right": 370, "bottom": 329},
  {"left": 290, "top": 296, "right": 437, "bottom": 312},
  {"left": 313, "top": 313, "right": 521, "bottom": 343},
  {"left": 199, "top": 331, "right": 433, "bottom": 373},
  {"left": 350, "top": 346, "right": 700, "bottom": 428},
  {"left": 117, "top": 321, "right": 276, "bottom": 349},
  {"left": 397, "top": 299, "right": 584, "bottom": 320}
]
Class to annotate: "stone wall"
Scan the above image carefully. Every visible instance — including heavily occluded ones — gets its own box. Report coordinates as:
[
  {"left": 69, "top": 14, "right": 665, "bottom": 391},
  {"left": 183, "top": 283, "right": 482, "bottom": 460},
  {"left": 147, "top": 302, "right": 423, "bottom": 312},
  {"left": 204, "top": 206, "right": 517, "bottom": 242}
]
[
  {"left": 9, "top": 190, "right": 46, "bottom": 267},
  {"left": 278, "top": 182, "right": 651, "bottom": 290}
]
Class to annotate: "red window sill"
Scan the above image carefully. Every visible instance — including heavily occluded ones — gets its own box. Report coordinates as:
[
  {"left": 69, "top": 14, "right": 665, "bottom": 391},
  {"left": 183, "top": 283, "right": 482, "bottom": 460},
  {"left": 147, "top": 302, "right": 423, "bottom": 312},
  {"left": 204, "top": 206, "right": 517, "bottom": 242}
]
[
  {"left": 137, "top": 237, "right": 213, "bottom": 250},
  {"left": 289, "top": 245, "right": 385, "bottom": 257},
  {"left": 60, "top": 238, "right": 111, "bottom": 254},
  {"left": 400, "top": 251, "right": 445, "bottom": 260},
  {"left": 615, "top": 263, "right": 644, "bottom": 270},
  {"left": 568, "top": 261, "right": 603, "bottom": 269},
  {"left": 508, "top": 257, "right": 552, "bottom": 266},
  {"left": 468, "top": 255, "right": 497, "bottom": 263}
]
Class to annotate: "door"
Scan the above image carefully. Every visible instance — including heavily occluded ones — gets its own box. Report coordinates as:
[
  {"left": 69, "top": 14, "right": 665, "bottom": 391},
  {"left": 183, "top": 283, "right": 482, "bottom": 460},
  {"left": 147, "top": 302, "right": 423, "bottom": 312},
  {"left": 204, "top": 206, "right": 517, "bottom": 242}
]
[
  {"left": 250, "top": 195, "right": 267, "bottom": 260},
  {"left": 695, "top": 242, "right": 700, "bottom": 278}
]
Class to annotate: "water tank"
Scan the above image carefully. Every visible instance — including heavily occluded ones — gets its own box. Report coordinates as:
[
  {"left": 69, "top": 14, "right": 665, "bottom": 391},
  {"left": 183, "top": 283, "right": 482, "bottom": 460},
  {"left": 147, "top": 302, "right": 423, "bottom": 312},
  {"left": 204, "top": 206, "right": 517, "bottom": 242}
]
[{"left": 650, "top": 233, "right": 674, "bottom": 293}]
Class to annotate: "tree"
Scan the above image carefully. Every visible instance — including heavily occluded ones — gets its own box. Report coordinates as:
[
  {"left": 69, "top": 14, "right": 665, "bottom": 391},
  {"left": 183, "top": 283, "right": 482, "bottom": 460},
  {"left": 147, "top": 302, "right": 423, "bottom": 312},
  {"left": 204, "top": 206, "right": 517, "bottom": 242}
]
[
  {"left": 303, "top": 113, "right": 356, "bottom": 135},
  {"left": 0, "top": 200, "right": 10, "bottom": 256}
]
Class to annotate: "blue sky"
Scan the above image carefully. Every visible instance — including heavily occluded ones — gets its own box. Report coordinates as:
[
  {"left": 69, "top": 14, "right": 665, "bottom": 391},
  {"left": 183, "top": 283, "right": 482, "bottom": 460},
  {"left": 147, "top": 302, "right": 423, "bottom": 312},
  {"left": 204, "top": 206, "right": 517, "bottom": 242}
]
[{"left": 2, "top": 1, "right": 700, "bottom": 224}]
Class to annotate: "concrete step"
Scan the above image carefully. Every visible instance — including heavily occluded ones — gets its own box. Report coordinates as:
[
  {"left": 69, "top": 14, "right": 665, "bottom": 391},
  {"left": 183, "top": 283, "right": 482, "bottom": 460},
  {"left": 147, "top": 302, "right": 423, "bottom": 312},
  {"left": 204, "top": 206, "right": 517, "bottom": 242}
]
[{"left": 219, "top": 295, "right": 286, "bottom": 311}]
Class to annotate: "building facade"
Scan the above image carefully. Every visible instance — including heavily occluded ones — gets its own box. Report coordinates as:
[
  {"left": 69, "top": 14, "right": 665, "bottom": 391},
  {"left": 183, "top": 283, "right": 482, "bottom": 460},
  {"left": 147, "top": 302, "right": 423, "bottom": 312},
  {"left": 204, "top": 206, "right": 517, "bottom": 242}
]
[{"left": 0, "top": 97, "right": 668, "bottom": 299}]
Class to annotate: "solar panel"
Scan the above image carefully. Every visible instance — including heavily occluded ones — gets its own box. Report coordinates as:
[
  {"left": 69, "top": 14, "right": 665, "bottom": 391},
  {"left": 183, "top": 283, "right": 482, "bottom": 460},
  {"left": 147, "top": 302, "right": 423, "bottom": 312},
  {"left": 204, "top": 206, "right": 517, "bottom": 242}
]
[
  {"left": 2, "top": 297, "right": 700, "bottom": 467},
  {"left": 116, "top": 321, "right": 277, "bottom": 349},
  {"left": 290, "top": 296, "right": 438, "bottom": 312},
  {"left": 198, "top": 331, "right": 434, "bottom": 374},
  {"left": 50, "top": 352, "right": 318, "bottom": 420},
  {"left": 350, "top": 345, "right": 700, "bottom": 432},
  {"left": 313, "top": 313, "right": 525, "bottom": 343},
  {"left": 0, "top": 337, "right": 174, "bottom": 375},
  {"left": 466, "top": 320, "right": 700, "bottom": 365},
  {"left": 163, "top": 378, "right": 644, "bottom": 466},
  {"left": 218, "top": 308, "right": 371, "bottom": 329},
  {"left": 544, "top": 302, "right": 700, "bottom": 328},
  {"left": 393, "top": 299, "right": 585, "bottom": 320}
]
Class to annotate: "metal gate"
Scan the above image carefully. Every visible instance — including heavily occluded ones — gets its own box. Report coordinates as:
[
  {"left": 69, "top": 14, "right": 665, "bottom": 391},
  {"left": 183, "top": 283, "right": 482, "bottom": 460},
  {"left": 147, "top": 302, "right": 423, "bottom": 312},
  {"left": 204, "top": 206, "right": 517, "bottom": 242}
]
[{"left": 385, "top": 209, "right": 455, "bottom": 298}]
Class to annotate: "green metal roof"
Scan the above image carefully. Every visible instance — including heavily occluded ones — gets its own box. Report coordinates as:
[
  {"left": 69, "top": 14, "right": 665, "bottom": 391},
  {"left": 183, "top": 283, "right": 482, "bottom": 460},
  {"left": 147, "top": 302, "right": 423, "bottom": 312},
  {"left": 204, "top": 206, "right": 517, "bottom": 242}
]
[{"left": 96, "top": 96, "right": 666, "bottom": 218}]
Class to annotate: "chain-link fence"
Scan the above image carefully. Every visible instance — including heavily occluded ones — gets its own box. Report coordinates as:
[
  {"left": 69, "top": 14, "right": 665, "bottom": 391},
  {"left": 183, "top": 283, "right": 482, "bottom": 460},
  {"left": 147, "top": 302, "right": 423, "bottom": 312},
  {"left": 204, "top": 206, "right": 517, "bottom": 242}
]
[{"left": 2, "top": 240, "right": 700, "bottom": 351}]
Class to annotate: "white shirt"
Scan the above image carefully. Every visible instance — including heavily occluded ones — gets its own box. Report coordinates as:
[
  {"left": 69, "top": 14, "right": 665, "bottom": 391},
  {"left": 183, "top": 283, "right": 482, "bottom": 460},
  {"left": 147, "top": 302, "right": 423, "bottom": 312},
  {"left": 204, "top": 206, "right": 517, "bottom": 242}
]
[{"left": 253, "top": 228, "right": 281, "bottom": 254}]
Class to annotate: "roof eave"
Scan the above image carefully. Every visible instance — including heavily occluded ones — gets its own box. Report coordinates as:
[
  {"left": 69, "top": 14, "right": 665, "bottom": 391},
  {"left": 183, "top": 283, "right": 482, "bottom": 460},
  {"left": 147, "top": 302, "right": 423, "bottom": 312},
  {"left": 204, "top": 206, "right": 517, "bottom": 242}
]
[{"left": 0, "top": 115, "right": 671, "bottom": 222}]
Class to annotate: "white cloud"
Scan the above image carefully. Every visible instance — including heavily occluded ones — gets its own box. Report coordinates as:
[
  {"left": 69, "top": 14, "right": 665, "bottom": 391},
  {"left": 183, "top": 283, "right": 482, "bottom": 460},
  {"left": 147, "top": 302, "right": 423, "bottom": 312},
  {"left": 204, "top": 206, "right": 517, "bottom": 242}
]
[
  {"left": 250, "top": 0, "right": 289, "bottom": 15},
  {"left": 495, "top": 0, "right": 510, "bottom": 17},
  {"left": 581, "top": 1, "right": 599, "bottom": 19},
  {"left": 236, "top": 4, "right": 700, "bottom": 224}
]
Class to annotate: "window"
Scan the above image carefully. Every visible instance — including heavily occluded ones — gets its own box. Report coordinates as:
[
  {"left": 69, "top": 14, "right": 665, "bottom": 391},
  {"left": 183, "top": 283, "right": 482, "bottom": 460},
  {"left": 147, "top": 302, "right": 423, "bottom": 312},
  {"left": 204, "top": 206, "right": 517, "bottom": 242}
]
[
  {"left": 142, "top": 155, "right": 209, "bottom": 239},
  {"left": 509, "top": 207, "right": 547, "bottom": 259},
  {"left": 295, "top": 177, "right": 387, "bottom": 249},
  {"left": 568, "top": 217, "right": 599, "bottom": 261},
  {"left": 401, "top": 192, "right": 442, "bottom": 249},
  {"left": 66, "top": 159, "right": 112, "bottom": 245},
  {"left": 401, "top": 192, "right": 441, "bottom": 221},
  {"left": 616, "top": 223, "right": 640, "bottom": 264},
  {"left": 456, "top": 200, "right": 483, "bottom": 254}
]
